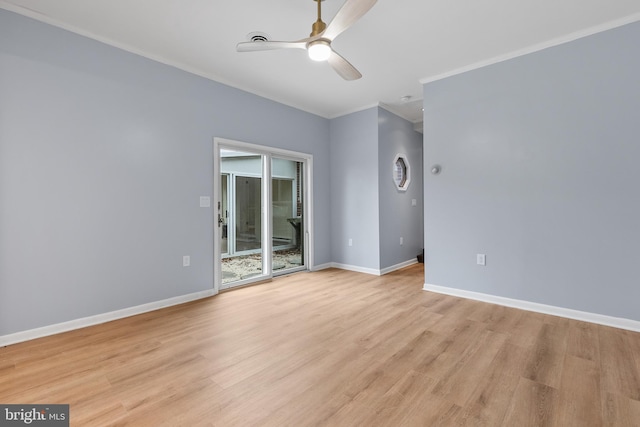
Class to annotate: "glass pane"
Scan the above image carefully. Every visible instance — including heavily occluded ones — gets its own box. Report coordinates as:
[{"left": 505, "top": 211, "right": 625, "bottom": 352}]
[
  {"left": 220, "top": 150, "right": 264, "bottom": 286},
  {"left": 220, "top": 174, "right": 229, "bottom": 255},
  {"left": 272, "top": 178, "right": 293, "bottom": 248},
  {"left": 272, "top": 158, "right": 304, "bottom": 273},
  {"left": 235, "top": 176, "right": 262, "bottom": 252}
]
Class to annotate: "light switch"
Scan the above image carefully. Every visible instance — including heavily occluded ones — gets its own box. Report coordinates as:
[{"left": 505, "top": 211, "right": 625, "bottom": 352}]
[{"left": 200, "top": 196, "right": 211, "bottom": 207}]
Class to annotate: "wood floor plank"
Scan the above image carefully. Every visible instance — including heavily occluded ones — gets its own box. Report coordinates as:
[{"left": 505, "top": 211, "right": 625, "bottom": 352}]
[
  {"left": 356, "top": 370, "right": 453, "bottom": 427},
  {"left": 216, "top": 344, "right": 377, "bottom": 425},
  {"left": 257, "top": 392, "right": 353, "bottom": 427},
  {"left": 474, "top": 306, "right": 545, "bottom": 349},
  {"left": 1, "top": 264, "right": 639, "bottom": 426},
  {"left": 566, "top": 320, "right": 601, "bottom": 363},
  {"left": 455, "top": 342, "right": 529, "bottom": 426},
  {"left": 430, "top": 329, "right": 508, "bottom": 407},
  {"left": 523, "top": 321, "right": 569, "bottom": 389},
  {"left": 378, "top": 369, "right": 437, "bottom": 412},
  {"left": 598, "top": 325, "right": 640, "bottom": 401},
  {"left": 362, "top": 310, "right": 443, "bottom": 364},
  {"left": 555, "top": 355, "right": 602, "bottom": 426},
  {"left": 601, "top": 391, "right": 640, "bottom": 427},
  {"left": 426, "top": 315, "right": 487, "bottom": 356},
  {"left": 502, "top": 377, "right": 559, "bottom": 427},
  {"left": 384, "top": 395, "right": 461, "bottom": 427}
]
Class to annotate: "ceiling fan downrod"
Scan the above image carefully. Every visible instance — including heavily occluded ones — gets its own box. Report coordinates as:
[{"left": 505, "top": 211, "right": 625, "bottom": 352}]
[{"left": 310, "top": 0, "right": 327, "bottom": 37}]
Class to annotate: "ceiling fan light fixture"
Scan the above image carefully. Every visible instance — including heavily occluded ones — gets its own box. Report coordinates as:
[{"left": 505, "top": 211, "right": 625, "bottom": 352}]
[{"left": 307, "top": 40, "right": 331, "bottom": 62}]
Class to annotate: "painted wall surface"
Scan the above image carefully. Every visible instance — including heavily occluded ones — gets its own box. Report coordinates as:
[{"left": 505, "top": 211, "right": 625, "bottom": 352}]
[
  {"left": 329, "top": 108, "right": 380, "bottom": 270},
  {"left": 423, "top": 21, "right": 640, "bottom": 320},
  {"left": 378, "top": 108, "right": 424, "bottom": 270},
  {"left": 0, "top": 10, "right": 330, "bottom": 335}
]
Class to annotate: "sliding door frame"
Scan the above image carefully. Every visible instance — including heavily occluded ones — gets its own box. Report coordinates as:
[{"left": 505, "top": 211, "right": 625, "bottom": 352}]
[{"left": 213, "top": 137, "right": 314, "bottom": 293}]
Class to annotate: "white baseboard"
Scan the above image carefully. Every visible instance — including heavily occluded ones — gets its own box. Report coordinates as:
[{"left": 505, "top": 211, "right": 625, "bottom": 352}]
[
  {"left": 329, "top": 262, "right": 381, "bottom": 275},
  {"left": 423, "top": 283, "right": 640, "bottom": 333},
  {"left": 0, "top": 289, "right": 216, "bottom": 347},
  {"left": 380, "top": 259, "right": 418, "bottom": 275},
  {"left": 321, "top": 259, "right": 418, "bottom": 276},
  {"left": 310, "top": 262, "right": 333, "bottom": 271}
]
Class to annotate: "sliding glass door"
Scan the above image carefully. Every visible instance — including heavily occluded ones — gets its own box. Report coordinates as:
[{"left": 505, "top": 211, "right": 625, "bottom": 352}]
[{"left": 214, "top": 139, "right": 311, "bottom": 291}]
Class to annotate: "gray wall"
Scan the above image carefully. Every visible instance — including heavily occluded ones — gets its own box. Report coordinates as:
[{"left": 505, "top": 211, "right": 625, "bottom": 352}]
[
  {"left": 328, "top": 107, "right": 424, "bottom": 271},
  {"left": 0, "top": 9, "right": 331, "bottom": 335},
  {"left": 378, "top": 108, "right": 424, "bottom": 269},
  {"left": 329, "top": 108, "right": 380, "bottom": 270},
  {"left": 423, "top": 21, "right": 640, "bottom": 321}
]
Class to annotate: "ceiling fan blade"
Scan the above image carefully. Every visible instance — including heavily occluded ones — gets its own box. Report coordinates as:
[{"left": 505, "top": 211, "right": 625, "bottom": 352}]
[
  {"left": 323, "top": 0, "right": 377, "bottom": 41},
  {"left": 328, "top": 50, "right": 362, "bottom": 80},
  {"left": 236, "top": 40, "right": 307, "bottom": 52}
]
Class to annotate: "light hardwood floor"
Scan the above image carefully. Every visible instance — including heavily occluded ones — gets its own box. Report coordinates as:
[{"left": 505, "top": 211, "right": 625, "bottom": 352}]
[{"left": 1, "top": 264, "right": 639, "bottom": 426}]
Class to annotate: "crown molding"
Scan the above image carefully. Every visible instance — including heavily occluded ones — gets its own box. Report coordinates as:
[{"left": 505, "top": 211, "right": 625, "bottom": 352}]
[{"left": 420, "top": 13, "right": 640, "bottom": 85}]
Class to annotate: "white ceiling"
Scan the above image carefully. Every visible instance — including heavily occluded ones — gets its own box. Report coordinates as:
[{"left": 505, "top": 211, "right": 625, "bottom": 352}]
[{"left": 2, "top": 0, "right": 639, "bottom": 124}]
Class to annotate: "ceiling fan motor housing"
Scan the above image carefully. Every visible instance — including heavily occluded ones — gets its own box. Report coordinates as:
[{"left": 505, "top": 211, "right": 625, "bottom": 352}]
[{"left": 311, "top": 19, "right": 326, "bottom": 37}]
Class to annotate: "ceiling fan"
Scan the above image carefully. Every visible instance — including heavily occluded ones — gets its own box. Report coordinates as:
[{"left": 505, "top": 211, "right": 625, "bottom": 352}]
[{"left": 236, "top": 0, "right": 377, "bottom": 81}]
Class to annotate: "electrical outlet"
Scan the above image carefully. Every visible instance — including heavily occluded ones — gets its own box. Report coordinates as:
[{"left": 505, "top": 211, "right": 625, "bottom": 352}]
[
  {"left": 477, "top": 254, "right": 486, "bottom": 266},
  {"left": 348, "top": 238, "right": 353, "bottom": 247},
  {"left": 183, "top": 255, "right": 190, "bottom": 267},
  {"left": 400, "top": 237, "right": 404, "bottom": 246}
]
